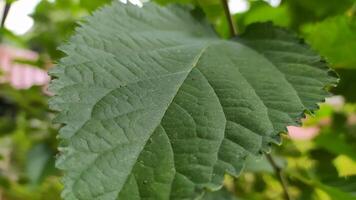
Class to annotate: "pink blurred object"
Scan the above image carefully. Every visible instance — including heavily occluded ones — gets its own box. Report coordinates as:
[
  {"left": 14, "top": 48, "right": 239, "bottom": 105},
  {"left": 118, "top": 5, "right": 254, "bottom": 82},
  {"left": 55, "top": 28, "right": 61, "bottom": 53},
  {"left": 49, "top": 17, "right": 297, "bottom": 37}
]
[
  {"left": 287, "top": 126, "right": 320, "bottom": 140},
  {"left": 0, "top": 45, "right": 50, "bottom": 89}
]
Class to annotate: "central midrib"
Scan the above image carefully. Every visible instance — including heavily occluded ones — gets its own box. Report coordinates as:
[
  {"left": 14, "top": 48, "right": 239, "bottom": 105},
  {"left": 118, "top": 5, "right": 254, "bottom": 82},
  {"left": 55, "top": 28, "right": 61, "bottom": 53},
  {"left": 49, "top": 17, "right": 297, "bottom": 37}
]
[{"left": 112, "top": 42, "right": 214, "bottom": 200}]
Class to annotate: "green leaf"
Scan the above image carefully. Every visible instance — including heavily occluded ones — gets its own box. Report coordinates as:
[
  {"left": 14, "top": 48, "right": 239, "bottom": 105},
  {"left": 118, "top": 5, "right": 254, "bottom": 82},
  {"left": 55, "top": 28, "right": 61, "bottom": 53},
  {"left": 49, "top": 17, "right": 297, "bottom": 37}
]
[
  {"left": 202, "top": 188, "right": 238, "bottom": 200},
  {"left": 26, "top": 144, "right": 54, "bottom": 184},
  {"left": 235, "top": 1, "right": 291, "bottom": 32},
  {"left": 286, "top": 0, "right": 355, "bottom": 28},
  {"left": 315, "top": 130, "right": 356, "bottom": 162},
  {"left": 79, "top": 0, "right": 112, "bottom": 11},
  {"left": 295, "top": 174, "right": 356, "bottom": 200},
  {"left": 302, "top": 15, "right": 356, "bottom": 69},
  {"left": 50, "top": 2, "right": 336, "bottom": 199},
  {"left": 309, "top": 149, "right": 356, "bottom": 194},
  {"left": 153, "top": 0, "right": 223, "bottom": 22},
  {"left": 317, "top": 183, "right": 356, "bottom": 200}
]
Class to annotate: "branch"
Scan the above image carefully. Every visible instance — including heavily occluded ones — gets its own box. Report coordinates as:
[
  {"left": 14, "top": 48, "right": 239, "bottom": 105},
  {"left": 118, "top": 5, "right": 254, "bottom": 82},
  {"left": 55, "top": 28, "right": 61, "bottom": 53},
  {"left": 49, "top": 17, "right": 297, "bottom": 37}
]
[
  {"left": 266, "top": 154, "right": 292, "bottom": 200},
  {"left": 1, "top": 2, "right": 11, "bottom": 28},
  {"left": 220, "top": 0, "right": 237, "bottom": 37}
]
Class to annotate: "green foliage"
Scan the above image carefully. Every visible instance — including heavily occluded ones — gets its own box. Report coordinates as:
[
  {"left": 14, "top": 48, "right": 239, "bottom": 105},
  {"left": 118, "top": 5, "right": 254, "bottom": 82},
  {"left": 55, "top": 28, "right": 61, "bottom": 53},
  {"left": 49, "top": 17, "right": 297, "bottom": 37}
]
[
  {"left": 27, "top": 0, "right": 111, "bottom": 60},
  {"left": 0, "top": 86, "right": 60, "bottom": 199},
  {"left": 286, "top": 0, "right": 355, "bottom": 28},
  {"left": 202, "top": 188, "right": 238, "bottom": 200},
  {"left": 302, "top": 15, "right": 356, "bottom": 69},
  {"left": 236, "top": 1, "right": 291, "bottom": 31},
  {"left": 153, "top": 0, "right": 223, "bottom": 21},
  {"left": 50, "top": 2, "right": 335, "bottom": 199}
]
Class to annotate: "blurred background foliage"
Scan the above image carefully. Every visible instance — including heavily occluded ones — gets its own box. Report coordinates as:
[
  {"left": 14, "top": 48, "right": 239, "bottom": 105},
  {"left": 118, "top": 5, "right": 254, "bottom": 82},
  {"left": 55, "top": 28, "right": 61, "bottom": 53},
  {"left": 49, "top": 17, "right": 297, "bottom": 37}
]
[{"left": 0, "top": 0, "right": 355, "bottom": 199}]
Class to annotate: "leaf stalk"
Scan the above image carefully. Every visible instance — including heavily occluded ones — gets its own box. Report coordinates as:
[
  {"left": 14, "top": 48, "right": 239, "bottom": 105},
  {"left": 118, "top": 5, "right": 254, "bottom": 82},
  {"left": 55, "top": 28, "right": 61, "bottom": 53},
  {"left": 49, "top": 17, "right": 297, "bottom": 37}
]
[
  {"left": 266, "top": 154, "right": 292, "bottom": 200},
  {"left": 220, "top": 0, "right": 237, "bottom": 37}
]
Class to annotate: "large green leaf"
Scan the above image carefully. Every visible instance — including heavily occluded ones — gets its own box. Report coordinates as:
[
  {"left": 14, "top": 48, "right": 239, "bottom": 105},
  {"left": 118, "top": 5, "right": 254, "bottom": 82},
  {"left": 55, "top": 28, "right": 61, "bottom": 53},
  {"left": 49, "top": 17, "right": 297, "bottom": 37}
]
[{"left": 50, "top": 2, "right": 336, "bottom": 199}]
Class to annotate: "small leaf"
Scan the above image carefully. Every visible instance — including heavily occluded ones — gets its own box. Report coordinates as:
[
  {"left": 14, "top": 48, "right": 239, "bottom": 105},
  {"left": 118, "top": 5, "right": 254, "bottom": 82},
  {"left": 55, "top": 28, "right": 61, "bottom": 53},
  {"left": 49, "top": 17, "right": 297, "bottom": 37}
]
[
  {"left": 333, "top": 155, "right": 356, "bottom": 177},
  {"left": 26, "top": 144, "right": 55, "bottom": 184},
  {"left": 50, "top": 2, "right": 336, "bottom": 199},
  {"left": 235, "top": 1, "right": 291, "bottom": 31}
]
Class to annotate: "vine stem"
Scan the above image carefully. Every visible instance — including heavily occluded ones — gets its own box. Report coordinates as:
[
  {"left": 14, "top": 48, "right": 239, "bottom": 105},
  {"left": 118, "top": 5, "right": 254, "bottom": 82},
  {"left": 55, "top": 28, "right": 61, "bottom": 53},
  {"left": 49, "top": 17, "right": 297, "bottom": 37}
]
[
  {"left": 266, "top": 154, "right": 292, "bottom": 200},
  {"left": 220, "top": 0, "right": 237, "bottom": 37}
]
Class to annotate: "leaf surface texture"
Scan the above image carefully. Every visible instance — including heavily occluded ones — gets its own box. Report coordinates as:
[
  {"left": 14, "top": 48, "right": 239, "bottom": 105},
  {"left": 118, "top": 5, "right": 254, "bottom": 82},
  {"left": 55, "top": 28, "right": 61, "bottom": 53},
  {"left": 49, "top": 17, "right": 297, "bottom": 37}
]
[{"left": 50, "top": 2, "right": 337, "bottom": 199}]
